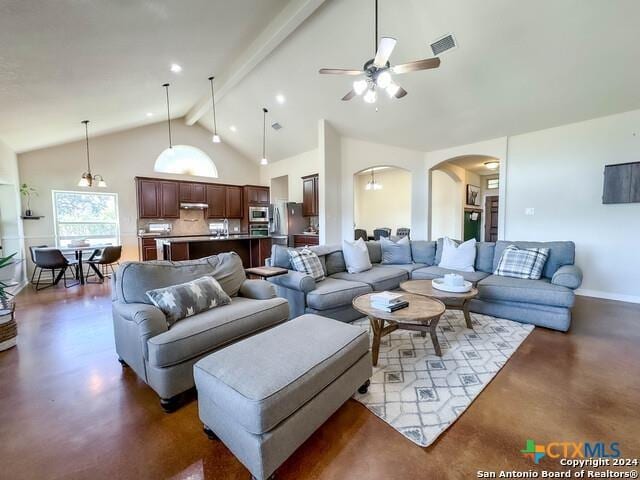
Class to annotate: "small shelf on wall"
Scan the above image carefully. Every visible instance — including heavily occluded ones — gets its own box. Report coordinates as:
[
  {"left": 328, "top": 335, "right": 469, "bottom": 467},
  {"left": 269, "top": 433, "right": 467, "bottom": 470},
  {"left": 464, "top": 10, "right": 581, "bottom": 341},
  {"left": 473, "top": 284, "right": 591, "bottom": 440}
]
[{"left": 21, "top": 216, "right": 44, "bottom": 220}]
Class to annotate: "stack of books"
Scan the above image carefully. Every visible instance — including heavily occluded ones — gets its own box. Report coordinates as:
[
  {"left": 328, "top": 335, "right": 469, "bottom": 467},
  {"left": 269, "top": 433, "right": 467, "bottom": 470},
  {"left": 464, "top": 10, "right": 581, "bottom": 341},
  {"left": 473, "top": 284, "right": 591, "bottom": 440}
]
[{"left": 369, "top": 291, "right": 409, "bottom": 313}]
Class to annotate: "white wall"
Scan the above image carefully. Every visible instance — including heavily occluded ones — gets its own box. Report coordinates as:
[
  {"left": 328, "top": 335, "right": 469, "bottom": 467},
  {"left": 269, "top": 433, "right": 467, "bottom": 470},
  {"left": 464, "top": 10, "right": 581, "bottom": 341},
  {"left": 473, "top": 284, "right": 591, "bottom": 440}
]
[
  {"left": 354, "top": 168, "right": 412, "bottom": 236},
  {"left": 318, "top": 120, "right": 342, "bottom": 245},
  {"left": 260, "top": 148, "right": 320, "bottom": 203},
  {"left": 505, "top": 109, "right": 640, "bottom": 302},
  {"left": 430, "top": 169, "right": 461, "bottom": 240},
  {"left": 270, "top": 175, "right": 288, "bottom": 201},
  {"left": 341, "top": 137, "right": 428, "bottom": 241},
  {"left": 17, "top": 120, "right": 258, "bottom": 272}
]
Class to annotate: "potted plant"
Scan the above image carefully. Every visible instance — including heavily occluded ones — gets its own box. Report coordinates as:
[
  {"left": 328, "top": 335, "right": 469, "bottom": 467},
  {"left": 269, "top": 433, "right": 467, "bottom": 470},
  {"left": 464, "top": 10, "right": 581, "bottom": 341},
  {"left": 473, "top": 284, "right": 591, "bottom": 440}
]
[
  {"left": 0, "top": 252, "right": 17, "bottom": 310},
  {"left": 20, "top": 184, "right": 38, "bottom": 217}
]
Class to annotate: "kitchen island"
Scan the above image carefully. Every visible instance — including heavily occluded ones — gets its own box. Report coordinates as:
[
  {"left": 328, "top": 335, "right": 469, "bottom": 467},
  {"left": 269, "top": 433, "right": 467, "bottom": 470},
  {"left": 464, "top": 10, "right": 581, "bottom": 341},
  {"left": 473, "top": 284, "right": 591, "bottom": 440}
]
[{"left": 156, "top": 235, "right": 272, "bottom": 268}]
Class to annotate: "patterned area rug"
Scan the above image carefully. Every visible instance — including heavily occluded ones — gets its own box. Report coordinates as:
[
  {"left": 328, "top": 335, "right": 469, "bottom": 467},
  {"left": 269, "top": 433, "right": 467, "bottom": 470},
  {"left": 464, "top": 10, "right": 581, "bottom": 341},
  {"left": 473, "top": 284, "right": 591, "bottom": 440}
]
[{"left": 353, "top": 310, "right": 534, "bottom": 447}]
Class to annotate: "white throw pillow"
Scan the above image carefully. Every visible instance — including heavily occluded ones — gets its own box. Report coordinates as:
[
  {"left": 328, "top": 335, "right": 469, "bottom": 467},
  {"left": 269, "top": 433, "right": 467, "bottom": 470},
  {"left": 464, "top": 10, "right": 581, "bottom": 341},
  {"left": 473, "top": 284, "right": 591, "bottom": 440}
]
[
  {"left": 438, "top": 237, "right": 476, "bottom": 272},
  {"left": 343, "top": 238, "right": 372, "bottom": 274}
]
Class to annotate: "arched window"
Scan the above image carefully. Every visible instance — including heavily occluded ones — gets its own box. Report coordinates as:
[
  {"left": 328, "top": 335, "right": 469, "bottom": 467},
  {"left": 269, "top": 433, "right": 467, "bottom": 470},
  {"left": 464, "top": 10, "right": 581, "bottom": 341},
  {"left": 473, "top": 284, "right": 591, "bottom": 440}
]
[{"left": 154, "top": 145, "right": 218, "bottom": 178}]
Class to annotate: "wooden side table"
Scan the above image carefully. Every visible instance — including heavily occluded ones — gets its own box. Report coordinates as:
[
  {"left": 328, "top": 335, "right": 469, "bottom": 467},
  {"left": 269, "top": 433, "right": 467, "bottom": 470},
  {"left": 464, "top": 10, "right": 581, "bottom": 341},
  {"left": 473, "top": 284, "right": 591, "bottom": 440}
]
[
  {"left": 245, "top": 266, "right": 289, "bottom": 280},
  {"left": 0, "top": 301, "right": 17, "bottom": 351},
  {"left": 352, "top": 293, "right": 446, "bottom": 365},
  {"left": 400, "top": 279, "right": 479, "bottom": 329}
]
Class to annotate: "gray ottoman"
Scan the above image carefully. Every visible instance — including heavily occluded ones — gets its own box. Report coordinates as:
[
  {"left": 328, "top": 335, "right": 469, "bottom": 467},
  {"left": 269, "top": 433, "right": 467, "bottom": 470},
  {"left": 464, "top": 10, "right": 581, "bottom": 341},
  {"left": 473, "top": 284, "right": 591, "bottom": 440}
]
[{"left": 194, "top": 313, "right": 372, "bottom": 480}]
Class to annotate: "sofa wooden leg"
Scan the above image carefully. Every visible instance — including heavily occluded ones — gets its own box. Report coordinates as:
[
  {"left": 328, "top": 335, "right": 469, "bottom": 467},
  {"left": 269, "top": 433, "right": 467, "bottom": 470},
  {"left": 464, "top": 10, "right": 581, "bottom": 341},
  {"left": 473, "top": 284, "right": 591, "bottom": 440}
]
[
  {"left": 358, "top": 379, "right": 371, "bottom": 394},
  {"left": 203, "top": 426, "right": 218, "bottom": 440},
  {"left": 160, "top": 396, "right": 180, "bottom": 413},
  {"left": 117, "top": 357, "right": 128, "bottom": 368}
]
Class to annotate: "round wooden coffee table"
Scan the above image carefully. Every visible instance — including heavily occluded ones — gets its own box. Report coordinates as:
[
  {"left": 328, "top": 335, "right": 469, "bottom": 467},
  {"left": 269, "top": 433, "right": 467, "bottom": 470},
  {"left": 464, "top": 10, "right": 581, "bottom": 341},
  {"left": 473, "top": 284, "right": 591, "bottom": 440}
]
[
  {"left": 352, "top": 292, "right": 446, "bottom": 365},
  {"left": 400, "top": 279, "right": 479, "bottom": 329}
]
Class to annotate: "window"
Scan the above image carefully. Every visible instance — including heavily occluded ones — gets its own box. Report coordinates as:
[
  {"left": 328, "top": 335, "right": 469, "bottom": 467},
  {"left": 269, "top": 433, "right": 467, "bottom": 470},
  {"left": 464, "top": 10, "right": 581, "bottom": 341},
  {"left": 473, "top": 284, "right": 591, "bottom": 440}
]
[
  {"left": 53, "top": 190, "right": 120, "bottom": 247},
  {"left": 487, "top": 177, "right": 499, "bottom": 189}
]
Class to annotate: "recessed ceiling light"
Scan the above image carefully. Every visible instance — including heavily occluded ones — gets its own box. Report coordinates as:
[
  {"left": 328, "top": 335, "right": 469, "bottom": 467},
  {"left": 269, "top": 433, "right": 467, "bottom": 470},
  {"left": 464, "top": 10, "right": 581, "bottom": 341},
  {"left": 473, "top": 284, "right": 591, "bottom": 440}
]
[
  {"left": 146, "top": 112, "right": 154, "bottom": 117},
  {"left": 170, "top": 63, "right": 182, "bottom": 73},
  {"left": 230, "top": 125, "right": 237, "bottom": 132},
  {"left": 484, "top": 161, "right": 499, "bottom": 170},
  {"left": 275, "top": 94, "right": 285, "bottom": 104}
]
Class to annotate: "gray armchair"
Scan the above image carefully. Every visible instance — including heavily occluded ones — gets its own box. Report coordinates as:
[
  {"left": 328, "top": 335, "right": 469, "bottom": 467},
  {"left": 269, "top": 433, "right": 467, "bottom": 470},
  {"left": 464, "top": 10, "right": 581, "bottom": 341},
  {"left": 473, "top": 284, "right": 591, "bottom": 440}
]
[{"left": 111, "top": 252, "right": 289, "bottom": 411}]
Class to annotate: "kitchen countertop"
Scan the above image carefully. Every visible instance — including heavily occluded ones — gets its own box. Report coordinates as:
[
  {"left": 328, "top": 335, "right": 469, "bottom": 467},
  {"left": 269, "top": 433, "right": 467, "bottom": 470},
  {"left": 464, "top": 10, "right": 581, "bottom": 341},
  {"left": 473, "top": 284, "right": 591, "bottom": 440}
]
[
  {"left": 139, "top": 232, "right": 247, "bottom": 238},
  {"left": 157, "top": 235, "right": 271, "bottom": 244}
]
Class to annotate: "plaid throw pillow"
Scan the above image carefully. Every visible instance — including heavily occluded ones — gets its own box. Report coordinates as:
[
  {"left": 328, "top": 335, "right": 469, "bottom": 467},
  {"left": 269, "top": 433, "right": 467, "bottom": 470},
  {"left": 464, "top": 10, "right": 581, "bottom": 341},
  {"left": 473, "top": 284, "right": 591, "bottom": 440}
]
[
  {"left": 494, "top": 245, "right": 550, "bottom": 280},
  {"left": 289, "top": 248, "right": 325, "bottom": 281}
]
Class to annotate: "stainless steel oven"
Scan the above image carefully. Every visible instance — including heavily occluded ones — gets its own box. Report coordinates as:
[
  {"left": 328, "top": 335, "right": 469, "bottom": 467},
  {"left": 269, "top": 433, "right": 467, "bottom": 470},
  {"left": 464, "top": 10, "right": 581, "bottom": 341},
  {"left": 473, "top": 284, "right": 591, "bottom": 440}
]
[
  {"left": 249, "top": 224, "right": 269, "bottom": 237},
  {"left": 248, "top": 206, "right": 269, "bottom": 223}
]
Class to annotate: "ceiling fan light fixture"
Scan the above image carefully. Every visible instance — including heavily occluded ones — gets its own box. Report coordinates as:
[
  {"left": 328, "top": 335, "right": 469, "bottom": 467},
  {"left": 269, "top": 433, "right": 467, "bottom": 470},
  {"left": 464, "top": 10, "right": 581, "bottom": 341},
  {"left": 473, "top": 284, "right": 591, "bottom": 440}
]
[
  {"left": 386, "top": 82, "right": 400, "bottom": 98},
  {"left": 376, "top": 70, "right": 392, "bottom": 89},
  {"left": 363, "top": 88, "right": 377, "bottom": 104},
  {"left": 353, "top": 79, "right": 368, "bottom": 95}
]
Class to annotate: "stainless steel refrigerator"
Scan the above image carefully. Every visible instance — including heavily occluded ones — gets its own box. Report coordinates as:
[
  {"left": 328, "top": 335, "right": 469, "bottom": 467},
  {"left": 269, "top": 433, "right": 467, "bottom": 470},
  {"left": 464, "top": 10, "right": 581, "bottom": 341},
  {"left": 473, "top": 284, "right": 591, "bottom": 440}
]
[{"left": 270, "top": 201, "right": 308, "bottom": 247}]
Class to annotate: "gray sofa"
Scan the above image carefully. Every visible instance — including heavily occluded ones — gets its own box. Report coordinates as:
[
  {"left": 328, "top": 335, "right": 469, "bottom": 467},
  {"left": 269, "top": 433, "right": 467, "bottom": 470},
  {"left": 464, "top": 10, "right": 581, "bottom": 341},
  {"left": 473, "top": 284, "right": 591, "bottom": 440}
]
[
  {"left": 267, "top": 239, "right": 582, "bottom": 332},
  {"left": 111, "top": 252, "right": 289, "bottom": 411}
]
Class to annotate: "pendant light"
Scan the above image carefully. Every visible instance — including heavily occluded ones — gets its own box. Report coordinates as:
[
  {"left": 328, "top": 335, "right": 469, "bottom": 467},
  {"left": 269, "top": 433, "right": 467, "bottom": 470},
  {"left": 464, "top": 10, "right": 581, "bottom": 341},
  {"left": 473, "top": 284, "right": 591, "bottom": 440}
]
[
  {"left": 77, "top": 120, "right": 106, "bottom": 187},
  {"left": 260, "top": 107, "right": 268, "bottom": 165},
  {"left": 365, "top": 168, "right": 382, "bottom": 190},
  {"left": 154, "top": 83, "right": 219, "bottom": 178},
  {"left": 208, "top": 76, "right": 221, "bottom": 143}
]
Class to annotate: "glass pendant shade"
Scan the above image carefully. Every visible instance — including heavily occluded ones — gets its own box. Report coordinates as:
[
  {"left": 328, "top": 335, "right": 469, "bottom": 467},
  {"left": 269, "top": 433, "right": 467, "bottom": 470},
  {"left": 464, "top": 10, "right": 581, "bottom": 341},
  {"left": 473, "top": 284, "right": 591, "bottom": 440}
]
[
  {"left": 260, "top": 157, "right": 268, "bottom": 165},
  {"left": 363, "top": 88, "right": 377, "bottom": 104},
  {"left": 212, "top": 134, "right": 221, "bottom": 143},
  {"left": 353, "top": 79, "right": 368, "bottom": 95},
  {"left": 78, "top": 176, "right": 90, "bottom": 187},
  {"left": 77, "top": 120, "right": 106, "bottom": 187},
  {"left": 376, "top": 70, "right": 392, "bottom": 89}
]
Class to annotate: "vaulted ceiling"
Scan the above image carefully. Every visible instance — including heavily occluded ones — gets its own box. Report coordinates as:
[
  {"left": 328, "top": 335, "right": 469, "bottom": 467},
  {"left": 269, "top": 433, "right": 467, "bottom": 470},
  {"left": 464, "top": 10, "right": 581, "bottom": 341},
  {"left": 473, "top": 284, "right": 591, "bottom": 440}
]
[{"left": 3, "top": 0, "right": 640, "bottom": 162}]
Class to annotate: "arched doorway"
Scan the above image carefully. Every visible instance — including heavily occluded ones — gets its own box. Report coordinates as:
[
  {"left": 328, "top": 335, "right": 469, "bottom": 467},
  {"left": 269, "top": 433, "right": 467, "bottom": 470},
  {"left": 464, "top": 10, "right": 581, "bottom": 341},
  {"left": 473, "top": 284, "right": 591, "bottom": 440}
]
[
  {"left": 428, "top": 155, "right": 502, "bottom": 242},
  {"left": 353, "top": 166, "right": 412, "bottom": 240}
]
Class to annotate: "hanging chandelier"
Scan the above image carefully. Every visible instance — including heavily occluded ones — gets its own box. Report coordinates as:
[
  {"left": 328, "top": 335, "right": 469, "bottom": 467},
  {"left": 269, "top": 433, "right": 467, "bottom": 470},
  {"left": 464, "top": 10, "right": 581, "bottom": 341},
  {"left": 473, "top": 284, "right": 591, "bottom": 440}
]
[
  {"left": 77, "top": 120, "right": 106, "bottom": 187},
  {"left": 209, "top": 76, "right": 221, "bottom": 143},
  {"left": 365, "top": 168, "right": 382, "bottom": 190},
  {"left": 260, "top": 107, "right": 268, "bottom": 165}
]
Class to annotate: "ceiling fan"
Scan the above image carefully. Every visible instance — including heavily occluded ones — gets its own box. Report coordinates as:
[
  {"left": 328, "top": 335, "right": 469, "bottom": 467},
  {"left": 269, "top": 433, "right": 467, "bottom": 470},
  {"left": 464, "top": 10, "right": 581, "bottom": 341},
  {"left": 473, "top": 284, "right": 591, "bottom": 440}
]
[{"left": 319, "top": 0, "right": 441, "bottom": 103}]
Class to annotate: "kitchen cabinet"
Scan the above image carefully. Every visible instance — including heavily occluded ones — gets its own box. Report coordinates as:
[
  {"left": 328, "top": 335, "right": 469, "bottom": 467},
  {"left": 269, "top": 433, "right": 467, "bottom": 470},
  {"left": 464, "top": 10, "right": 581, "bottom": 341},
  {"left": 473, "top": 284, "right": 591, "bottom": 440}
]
[
  {"left": 179, "top": 182, "right": 206, "bottom": 203},
  {"left": 293, "top": 234, "right": 319, "bottom": 247},
  {"left": 139, "top": 237, "right": 158, "bottom": 261},
  {"left": 226, "top": 186, "right": 243, "bottom": 218},
  {"left": 137, "top": 179, "right": 160, "bottom": 219},
  {"left": 302, "top": 174, "right": 319, "bottom": 217},
  {"left": 206, "top": 184, "right": 227, "bottom": 218},
  {"left": 159, "top": 181, "right": 179, "bottom": 218},
  {"left": 246, "top": 186, "right": 270, "bottom": 204}
]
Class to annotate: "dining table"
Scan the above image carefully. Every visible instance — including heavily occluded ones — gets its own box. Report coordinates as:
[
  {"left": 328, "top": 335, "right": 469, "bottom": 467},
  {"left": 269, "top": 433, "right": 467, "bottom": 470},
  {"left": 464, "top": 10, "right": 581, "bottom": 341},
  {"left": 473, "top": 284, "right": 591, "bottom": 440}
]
[{"left": 59, "top": 244, "right": 111, "bottom": 285}]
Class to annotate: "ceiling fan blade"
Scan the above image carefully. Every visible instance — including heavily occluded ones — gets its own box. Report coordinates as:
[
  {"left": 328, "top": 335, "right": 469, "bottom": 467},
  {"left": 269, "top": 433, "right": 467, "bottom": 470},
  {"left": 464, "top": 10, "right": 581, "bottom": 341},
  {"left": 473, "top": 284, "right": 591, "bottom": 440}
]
[
  {"left": 394, "top": 86, "right": 408, "bottom": 99},
  {"left": 341, "top": 90, "right": 356, "bottom": 101},
  {"left": 392, "top": 57, "right": 441, "bottom": 74},
  {"left": 373, "top": 37, "right": 397, "bottom": 68},
  {"left": 319, "top": 68, "right": 363, "bottom": 76}
]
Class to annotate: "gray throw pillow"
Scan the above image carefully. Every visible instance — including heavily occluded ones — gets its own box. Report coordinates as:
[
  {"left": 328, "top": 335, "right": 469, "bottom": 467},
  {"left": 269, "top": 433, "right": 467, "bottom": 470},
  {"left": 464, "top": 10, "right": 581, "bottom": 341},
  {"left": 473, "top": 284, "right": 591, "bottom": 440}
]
[
  {"left": 380, "top": 236, "right": 413, "bottom": 264},
  {"left": 146, "top": 276, "right": 231, "bottom": 326}
]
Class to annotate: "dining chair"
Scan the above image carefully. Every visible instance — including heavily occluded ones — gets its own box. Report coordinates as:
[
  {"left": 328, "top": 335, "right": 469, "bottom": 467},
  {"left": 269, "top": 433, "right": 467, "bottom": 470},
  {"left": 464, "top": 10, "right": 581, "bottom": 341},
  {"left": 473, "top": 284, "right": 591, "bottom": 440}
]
[
  {"left": 33, "top": 248, "right": 79, "bottom": 291},
  {"left": 86, "top": 245, "right": 122, "bottom": 283},
  {"left": 396, "top": 228, "right": 410, "bottom": 238},
  {"left": 373, "top": 228, "right": 391, "bottom": 240},
  {"left": 28, "top": 245, "right": 48, "bottom": 284},
  {"left": 354, "top": 229, "right": 368, "bottom": 241}
]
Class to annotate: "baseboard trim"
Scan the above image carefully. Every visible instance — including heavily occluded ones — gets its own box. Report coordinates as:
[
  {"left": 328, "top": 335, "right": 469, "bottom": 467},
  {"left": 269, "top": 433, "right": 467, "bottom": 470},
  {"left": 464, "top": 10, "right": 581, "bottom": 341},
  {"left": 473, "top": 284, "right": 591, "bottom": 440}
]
[{"left": 575, "top": 289, "right": 640, "bottom": 305}]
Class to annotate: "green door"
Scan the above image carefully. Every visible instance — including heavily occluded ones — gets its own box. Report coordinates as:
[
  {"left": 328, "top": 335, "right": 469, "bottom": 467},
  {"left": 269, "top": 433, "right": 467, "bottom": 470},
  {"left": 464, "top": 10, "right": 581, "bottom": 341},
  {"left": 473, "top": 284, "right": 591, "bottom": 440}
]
[{"left": 463, "top": 211, "right": 481, "bottom": 242}]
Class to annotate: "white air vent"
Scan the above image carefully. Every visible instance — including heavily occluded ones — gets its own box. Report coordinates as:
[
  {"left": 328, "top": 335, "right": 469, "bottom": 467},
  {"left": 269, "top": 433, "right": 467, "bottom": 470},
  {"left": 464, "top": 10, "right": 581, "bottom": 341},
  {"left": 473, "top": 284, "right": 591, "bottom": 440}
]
[
  {"left": 430, "top": 33, "right": 457, "bottom": 56},
  {"left": 271, "top": 122, "right": 282, "bottom": 131}
]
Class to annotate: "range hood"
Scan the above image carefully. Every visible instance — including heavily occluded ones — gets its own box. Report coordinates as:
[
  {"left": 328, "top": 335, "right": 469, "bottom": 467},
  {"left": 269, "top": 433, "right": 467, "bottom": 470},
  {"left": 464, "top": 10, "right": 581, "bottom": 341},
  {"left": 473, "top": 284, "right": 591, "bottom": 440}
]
[{"left": 180, "top": 202, "right": 208, "bottom": 210}]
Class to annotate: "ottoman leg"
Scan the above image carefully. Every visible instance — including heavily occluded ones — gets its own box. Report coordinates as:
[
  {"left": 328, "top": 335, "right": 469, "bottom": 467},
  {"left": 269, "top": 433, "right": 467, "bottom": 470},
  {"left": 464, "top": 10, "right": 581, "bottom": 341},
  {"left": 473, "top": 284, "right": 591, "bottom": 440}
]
[
  {"left": 358, "top": 379, "right": 371, "bottom": 394},
  {"left": 203, "top": 425, "right": 218, "bottom": 440},
  {"left": 160, "top": 396, "right": 180, "bottom": 413}
]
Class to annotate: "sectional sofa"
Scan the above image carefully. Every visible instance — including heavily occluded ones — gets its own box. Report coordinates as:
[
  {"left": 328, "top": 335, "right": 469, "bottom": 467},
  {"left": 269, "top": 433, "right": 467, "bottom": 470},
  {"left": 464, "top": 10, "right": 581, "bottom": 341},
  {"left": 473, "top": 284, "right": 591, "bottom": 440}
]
[{"left": 267, "top": 239, "right": 583, "bottom": 331}]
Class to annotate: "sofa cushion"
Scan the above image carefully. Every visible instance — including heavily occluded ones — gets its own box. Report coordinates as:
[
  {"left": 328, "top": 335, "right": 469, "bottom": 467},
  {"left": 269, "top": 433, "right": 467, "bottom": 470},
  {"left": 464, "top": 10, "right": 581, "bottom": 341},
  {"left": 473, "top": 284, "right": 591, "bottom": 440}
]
[
  {"left": 493, "top": 241, "right": 575, "bottom": 279},
  {"left": 439, "top": 237, "right": 476, "bottom": 272},
  {"left": 411, "top": 266, "right": 490, "bottom": 284},
  {"left": 477, "top": 274, "right": 574, "bottom": 308},
  {"left": 147, "top": 296, "right": 288, "bottom": 368},
  {"left": 116, "top": 252, "right": 246, "bottom": 304},
  {"left": 306, "top": 278, "right": 371, "bottom": 311},
  {"left": 475, "top": 242, "right": 496, "bottom": 273},
  {"left": 494, "top": 245, "right": 550, "bottom": 280},
  {"left": 146, "top": 276, "right": 231, "bottom": 326},
  {"left": 343, "top": 238, "right": 373, "bottom": 273},
  {"left": 325, "top": 250, "right": 347, "bottom": 275},
  {"left": 411, "top": 240, "right": 437, "bottom": 266},
  {"left": 289, "top": 248, "right": 325, "bottom": 281},
  {"left": 365, "top": 241, "right": 382, "bottom": 264},
  {"left": 378, "top": 263, "right": 427, "bottom": 274},
  {"left": 193, "top": 314, "right": 369, "bottom": 435},
  {"left": 270, "top": 244, "right": 294, "bottom": 270},
  {"left": 331, "top": 265, "right": 408, "bottom": 291},
  {"left": 380, "top": 236, "right": 412, "bottom": 264}
]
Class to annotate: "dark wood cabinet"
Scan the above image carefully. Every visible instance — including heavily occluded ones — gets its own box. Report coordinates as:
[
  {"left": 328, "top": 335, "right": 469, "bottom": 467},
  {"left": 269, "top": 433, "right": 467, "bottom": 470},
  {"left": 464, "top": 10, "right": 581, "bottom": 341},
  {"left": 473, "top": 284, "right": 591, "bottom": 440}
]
[
  {"left": 138, "top": 179, "right": 160, "bottom": 218},
  {"left": 179, "top": 182, "right": 207, "bottom": 203},
  {"left": 206, "top": 185, "right": 227, "bottom": 218},
  {"left": 159, "top": 181, "right": 179, "bottom": 218},
  {"left": 302, "top": 174, "right": 319, "bottom": 217},
  {"left": 293, "top": 234, "right": 319, "bottom": 247},
  {"left": 139, "top": 237, "right": 158, "bottom": 261},
  {"left": 246, "top": 186, "right": 269, "bottom": 204},
  {"left": 226, "top": 186, "right": 243, "bottom": 218}
]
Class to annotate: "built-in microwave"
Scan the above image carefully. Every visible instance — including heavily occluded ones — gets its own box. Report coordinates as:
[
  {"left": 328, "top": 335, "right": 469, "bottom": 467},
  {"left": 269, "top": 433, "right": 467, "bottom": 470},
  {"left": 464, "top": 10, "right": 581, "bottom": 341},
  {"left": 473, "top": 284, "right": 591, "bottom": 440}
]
[
  {"left": 249, "top": 224, "right": 269, "bottom": 237},
  {"left": 249, "top": 206, "right": 269, "bottom": 223}
]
